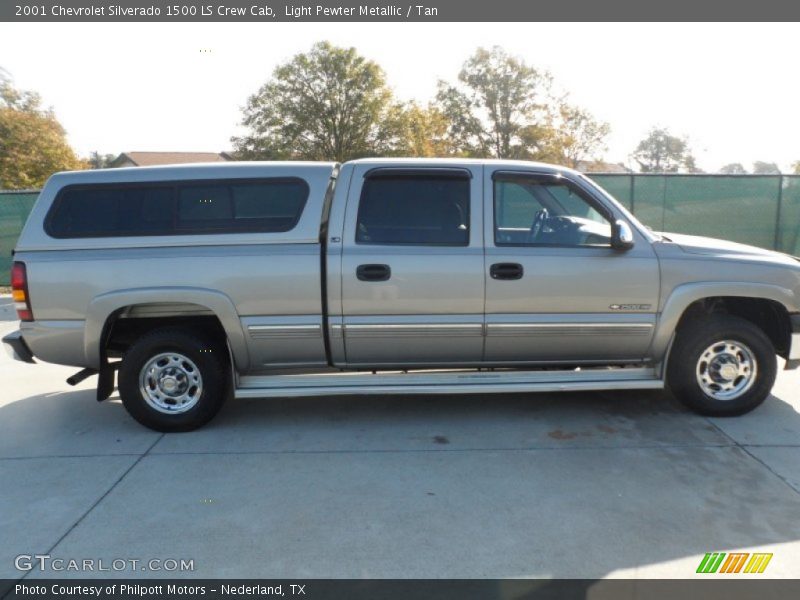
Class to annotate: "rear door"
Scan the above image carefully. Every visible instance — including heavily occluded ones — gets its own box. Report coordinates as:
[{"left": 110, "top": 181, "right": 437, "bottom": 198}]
[{"left": 338, "top": 165, "right": 484, "bottom": 367}]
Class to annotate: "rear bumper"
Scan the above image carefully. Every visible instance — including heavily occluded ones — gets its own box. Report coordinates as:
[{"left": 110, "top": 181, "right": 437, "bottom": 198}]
[{"left": 2, "top": 330, "right": 36, "bottom": 363}]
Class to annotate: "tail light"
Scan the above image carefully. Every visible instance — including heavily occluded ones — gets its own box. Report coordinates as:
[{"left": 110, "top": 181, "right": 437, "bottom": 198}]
[{"left": 11, "top": 262, "right": 33, "bottom": 321}]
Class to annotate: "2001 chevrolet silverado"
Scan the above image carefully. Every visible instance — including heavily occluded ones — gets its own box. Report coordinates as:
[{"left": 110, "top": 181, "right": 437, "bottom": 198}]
[{"left": 4, "top": 158, "right": 800, "bottom": 431}]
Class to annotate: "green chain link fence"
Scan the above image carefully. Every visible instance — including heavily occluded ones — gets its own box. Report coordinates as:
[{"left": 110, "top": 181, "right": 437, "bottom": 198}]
[
  {"left": 590, "top": 174, "right": 800, "bottom": 254},
  {"left": 1, "top": 174, "right": 800, "bottom": 285},
  {"left": 0, "top": 190, "right": 39, "bottom": 286}
]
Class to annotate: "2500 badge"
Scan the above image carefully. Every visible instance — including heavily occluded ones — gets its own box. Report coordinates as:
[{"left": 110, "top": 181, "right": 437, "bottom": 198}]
[{"left": 609, "top": 304, "right": 652, "bottom": 311}]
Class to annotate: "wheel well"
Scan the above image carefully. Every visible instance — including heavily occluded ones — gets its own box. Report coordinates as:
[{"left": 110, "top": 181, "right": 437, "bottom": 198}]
[
  {"left": 676, "top": 296, "right": 791, "bottom": 357},
  {"left": 104, "top": 310, "right": 229, "bottom": 359}
]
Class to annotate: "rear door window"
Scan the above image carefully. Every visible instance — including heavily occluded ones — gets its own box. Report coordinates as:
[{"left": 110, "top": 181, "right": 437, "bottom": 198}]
[{"left": 356, "top": 173, "right": 470, "bottom": 246}]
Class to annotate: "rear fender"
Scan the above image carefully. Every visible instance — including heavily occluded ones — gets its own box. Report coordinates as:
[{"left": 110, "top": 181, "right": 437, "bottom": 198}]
[{"left": 84, "top": 287, "right": 249, "bottom": 371}]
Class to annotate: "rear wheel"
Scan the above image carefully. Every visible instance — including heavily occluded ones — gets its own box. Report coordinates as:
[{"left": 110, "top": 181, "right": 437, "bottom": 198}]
[
  {"left": 667, "top": 314, "right": 776, "bottom": 416},
  {"left": 118, "top": 327, "right": 228, "bottom": 432}
]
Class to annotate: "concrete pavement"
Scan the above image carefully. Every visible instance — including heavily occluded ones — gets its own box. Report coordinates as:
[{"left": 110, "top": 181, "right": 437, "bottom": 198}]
[
  {"left": 1, "top": 317, "right": 800, "bottom": 581},
  {"left": 0, "top": 296, "right": 16, "bottom": 322}
]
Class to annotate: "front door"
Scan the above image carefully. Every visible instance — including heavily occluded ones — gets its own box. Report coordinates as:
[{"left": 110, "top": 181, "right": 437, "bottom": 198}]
[
  {"left": 339, "top": 165, "right": 485, "bottom": 367},
  {"left": 483, "top": 169, "right": 660, "bottom": 364}
]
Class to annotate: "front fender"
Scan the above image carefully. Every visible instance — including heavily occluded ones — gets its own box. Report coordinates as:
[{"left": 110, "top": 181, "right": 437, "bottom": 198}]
[
  {"left": 651, "top": 281, "right": 798, "bottom": 362},
  {"left": 84, "top": 287, "right": 250, "bottom": 371}
]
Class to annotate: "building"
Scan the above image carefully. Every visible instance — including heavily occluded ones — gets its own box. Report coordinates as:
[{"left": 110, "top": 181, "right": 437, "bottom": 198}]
[
  {"left": 109, "top": 152, "right": 234, "bottom": 168},
  {"left": 576, "top": 160, "right": 631, "bottom": 174}
]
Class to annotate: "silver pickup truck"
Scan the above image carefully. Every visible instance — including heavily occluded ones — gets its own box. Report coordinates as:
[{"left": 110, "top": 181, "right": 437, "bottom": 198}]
[{"left": 4, "top": 158, "right": 800, "bottom": 431}]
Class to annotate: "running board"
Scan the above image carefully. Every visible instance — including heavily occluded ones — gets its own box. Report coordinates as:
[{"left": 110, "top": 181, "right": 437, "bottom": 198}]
[{"left": 235, "top": 367, "right": 664, "bottom": 399}]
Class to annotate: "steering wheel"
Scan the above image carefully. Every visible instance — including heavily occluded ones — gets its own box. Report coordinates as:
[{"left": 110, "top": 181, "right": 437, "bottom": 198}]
[{"left": 528, "top": 208, "right": 549, "bottom": 243}]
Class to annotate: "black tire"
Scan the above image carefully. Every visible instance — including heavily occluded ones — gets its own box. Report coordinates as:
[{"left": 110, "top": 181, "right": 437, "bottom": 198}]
[
  {"left": 666, "top": 314, "right": 776, "bottom": 416},
  {"left": 118, "top": 327, "right": 228, "bottom": 432}
]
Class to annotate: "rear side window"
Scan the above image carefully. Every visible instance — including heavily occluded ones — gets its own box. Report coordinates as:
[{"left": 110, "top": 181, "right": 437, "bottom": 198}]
[
  {"left": 47, "top": 187, "right": 174, "bottom": 237},
  {"left": 356, "top": 174, "right": 470, "bottom": 246},
  {"left": 46, "top": 178, "right": 309, "bottom": 238}
]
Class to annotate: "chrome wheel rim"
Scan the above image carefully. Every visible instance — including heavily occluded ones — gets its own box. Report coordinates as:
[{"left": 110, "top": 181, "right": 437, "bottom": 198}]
[
  {"left": 139, "top": 352, "right": 203, "bottom": 414},
  {"left": 695, "top": 340, "right": 757, "bottom": 401}
]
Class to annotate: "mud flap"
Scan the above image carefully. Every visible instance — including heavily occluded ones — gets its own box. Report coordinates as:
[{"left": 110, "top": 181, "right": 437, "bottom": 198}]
[{"left": 97, "top": 361, "right": 119, "bottom": 402}]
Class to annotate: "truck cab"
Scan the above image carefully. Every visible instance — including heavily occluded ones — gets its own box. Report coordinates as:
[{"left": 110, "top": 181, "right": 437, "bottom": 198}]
[{"left": 326, "top": 159, "right": 656, "bottom": 368}]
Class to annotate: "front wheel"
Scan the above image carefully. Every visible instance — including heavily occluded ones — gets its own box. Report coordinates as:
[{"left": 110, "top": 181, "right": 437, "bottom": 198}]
[
  {"left": 667, "top": 314, "right": 776, "bottom": 416},
  {"left": 118, "top": 327, "right": 228, "bottom": 432}
]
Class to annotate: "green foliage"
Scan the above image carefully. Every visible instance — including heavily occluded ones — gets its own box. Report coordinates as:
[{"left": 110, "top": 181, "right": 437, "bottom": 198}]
[
  {"left": 232, "top": 42, "right": 406, "bottom": 162},
  {"left": 547, "top": 103, "right": 611, "bottom": 168},
  {"left": 0, "top": 75, "right": 84, "bottom": 189},
  {"left": 434, "top": 47, "right": 609, "bottom": 166},
  {"left": 381, "top": 102, "right": 459, "bottom": 158},
  {"left": 435, "top": 46, "right": 555, "bottom": 159},
  {"left": 720, "top": 163, "right": 747, "bottom": 174},
  {"left": 794, "top": 161, "right": 800, "bottom": 175},
  {"left": 632, "top": 128, "right": 695, "bottom": 173},
  {"left": 752, "top": 161, "right": 781, "bottom": 175}
]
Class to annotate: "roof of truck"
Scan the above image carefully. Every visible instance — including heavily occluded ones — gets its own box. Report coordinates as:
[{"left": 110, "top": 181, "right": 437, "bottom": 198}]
[
  {"left": 37, "top": 159, "right": 582, "bottom": 197},
  {"left": 44, "top": 161, "right": 339, "bottom": 186},
  {"left": 40, "top": 159, "right": 585, "bottom": 200},
  {"left": 347, "top": 157, "right": 570, "bottom": 170},
  {"left": 348, "top": 157, "right": 552, "bottom": 165},
  {"left": 47, "top": 158, "right": 574, "bottom": 186}
]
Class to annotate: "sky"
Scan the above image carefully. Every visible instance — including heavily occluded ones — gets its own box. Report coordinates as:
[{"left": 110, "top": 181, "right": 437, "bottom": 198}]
[{"left": 0, "top": 22, "right": 798, "bottom": 172}]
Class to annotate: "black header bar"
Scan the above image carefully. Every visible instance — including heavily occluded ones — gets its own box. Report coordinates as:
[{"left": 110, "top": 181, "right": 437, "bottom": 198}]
[
  {"left": 4, "top": 579, "right": 800, "bottom": 600},
  {"left": 3, "top": 0, "right": 800, "bottom": 22}
]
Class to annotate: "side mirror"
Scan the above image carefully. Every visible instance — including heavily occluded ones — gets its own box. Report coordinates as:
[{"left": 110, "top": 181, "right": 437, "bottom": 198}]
[{"left": 611, "top": 220, "right": 635, "bottom": 251}]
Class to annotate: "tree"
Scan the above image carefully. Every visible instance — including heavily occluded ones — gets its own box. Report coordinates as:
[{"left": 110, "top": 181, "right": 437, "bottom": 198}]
[
  {"left": 720, "top": 163, "right": 747, "bottom": 174},
  {"left": 752, "top": 161, "right": 781, "bottom": 175},
  {"left": 232, "top": 42, "right": 406, "bottom": 162},
  {"left": 383, "top": 102, "right": 458, "bottom": 158},
  {"left": 546, "top": 102, "right": 611, "bottom": 168},
  {"left": 793, "top": 161, "right": 800, "bottom": 174},
  {"left": 631, "top": 127, "right": 695, "bottom": 173},
  {"left": 435, "top": 46, "right": 556, "bottom": 159},
  {"left": 87, "top": 151, "right": 116, "bottom": 169},
  {"left": 0, "top": 75, "right": 84, "bottom": 189}
]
